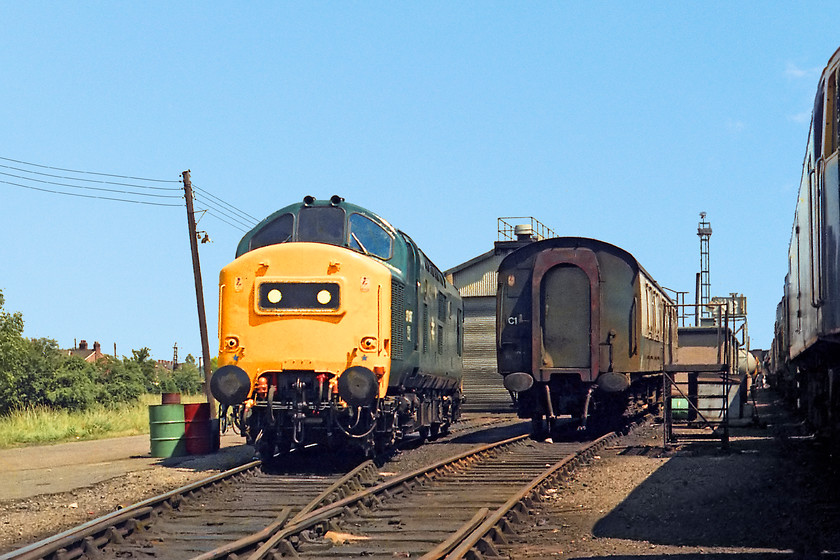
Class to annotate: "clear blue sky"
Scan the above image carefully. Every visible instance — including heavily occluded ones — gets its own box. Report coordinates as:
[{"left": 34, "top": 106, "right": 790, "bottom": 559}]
[{"left": 1, "top": 2, "right": 835, "bottom": 361}]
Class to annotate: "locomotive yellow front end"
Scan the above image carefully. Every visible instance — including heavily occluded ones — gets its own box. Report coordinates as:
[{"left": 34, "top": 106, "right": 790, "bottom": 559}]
[{"left": 212, "top": 241, "right": 392, "bottom": 457}]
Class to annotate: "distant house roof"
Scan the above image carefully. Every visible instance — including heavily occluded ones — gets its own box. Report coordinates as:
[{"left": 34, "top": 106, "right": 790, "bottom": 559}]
[{"left": 68, "top": 340, "right": 106, "bottom": 363}]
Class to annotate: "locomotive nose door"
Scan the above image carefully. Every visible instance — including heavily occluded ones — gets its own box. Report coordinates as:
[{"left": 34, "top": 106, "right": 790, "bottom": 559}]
[{"left": 531, "top": 248, "right": 600, "bottom": 383}]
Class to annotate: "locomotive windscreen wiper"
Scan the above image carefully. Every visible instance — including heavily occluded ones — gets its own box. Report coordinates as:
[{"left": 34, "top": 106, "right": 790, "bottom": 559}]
[{"left": 351, "top": 232, "right": 370, "bottom": 255}]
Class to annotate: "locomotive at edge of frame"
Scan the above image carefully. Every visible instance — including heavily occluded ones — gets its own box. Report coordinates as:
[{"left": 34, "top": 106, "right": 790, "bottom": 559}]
[{"left": 770, "top": 45, "right": 840, "bottom": 439}]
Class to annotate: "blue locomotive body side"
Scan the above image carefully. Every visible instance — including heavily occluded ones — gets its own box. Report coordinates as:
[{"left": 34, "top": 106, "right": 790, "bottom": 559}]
[{"left": 774, "top": 46, "right": 840, "bottom": 436}]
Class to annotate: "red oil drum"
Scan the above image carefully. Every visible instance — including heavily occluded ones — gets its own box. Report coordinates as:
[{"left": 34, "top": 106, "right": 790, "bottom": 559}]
[{"left": 184, "top": 402, "right": 214, "bottom": 455}]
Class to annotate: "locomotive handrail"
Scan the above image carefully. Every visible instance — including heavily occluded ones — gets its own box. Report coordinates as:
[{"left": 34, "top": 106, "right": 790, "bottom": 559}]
[{"left": 810, "top": 157, "right": 825, "bottom": 308}]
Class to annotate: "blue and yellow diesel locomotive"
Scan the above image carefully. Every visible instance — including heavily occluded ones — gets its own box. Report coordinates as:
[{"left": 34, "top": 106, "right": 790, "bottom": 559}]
[
  {"left": 211, "top": 196, "right": 463, "bottom": 459},
  {"left": 497, "top": 237, "right": 675, "bottom": 436}
]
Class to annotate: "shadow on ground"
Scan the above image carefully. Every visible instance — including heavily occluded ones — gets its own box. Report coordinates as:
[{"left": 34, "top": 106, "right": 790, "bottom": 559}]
[{"left": 590, "top": 389, "right": 840, "bottom": 557}]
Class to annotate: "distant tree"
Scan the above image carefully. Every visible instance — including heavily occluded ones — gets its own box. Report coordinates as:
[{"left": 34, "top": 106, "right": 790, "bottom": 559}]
[
  {"left": 130, "top": 347, "right": 162, "bottom": 392},
  {"left": 170, "top": 356, "right": 203, "bottom": 394},
  {"left": 0, "top": 290, "right": 27, "bottom": 413},
  {"left": 17, "top": 337, "right": 66, "bottom": 406},
  {"left": 47, "top": 355, "right": 97, "bottom": 411},
  {"left": 95, "top": 356, "right": 146, "bottom": 405},
  {"left": 132, "top": 347, "right": 151, "bottom": 363}
]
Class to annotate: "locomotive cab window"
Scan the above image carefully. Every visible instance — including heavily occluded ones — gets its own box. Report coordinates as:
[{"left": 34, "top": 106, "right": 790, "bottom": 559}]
[
  {"left": 349, "top": 213, "right": 393, "bottom": 259},
  {"left": 826, "top": 71, "right": 838, "bottom": 157},
  {"left": 249, "top": 213, "right": 294, "bottom": 251},
  {"left": 298, "top": 205, "right": 346, "bottom": 245}
]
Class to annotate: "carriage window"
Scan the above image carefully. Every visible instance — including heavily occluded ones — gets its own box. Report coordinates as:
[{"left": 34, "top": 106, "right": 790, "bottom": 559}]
[
  {"left": 349, "top": 213, "right": 392, "bottom": 259},
  {"left": 814, "top": 84, "right": 825, "bottom": 158},
  {"left": 298, "top": 206, "right": 345, "bottom": 245},
  {"left": 249, "top": 213, "right": 294, "bottom": 251}
]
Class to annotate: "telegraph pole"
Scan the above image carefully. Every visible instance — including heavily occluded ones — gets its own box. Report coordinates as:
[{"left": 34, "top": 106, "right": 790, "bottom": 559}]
[{"left": 182, "top": 170, "right": 216, "bottom": 418}]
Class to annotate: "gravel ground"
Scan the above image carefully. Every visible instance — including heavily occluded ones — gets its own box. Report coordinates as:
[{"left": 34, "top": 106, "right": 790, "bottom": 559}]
[
  {"left": 3, "top": 391, "right": 837, "bottom": 558},
  {"left": 505, "top": 387, "right": 840, "bottom": 559}
]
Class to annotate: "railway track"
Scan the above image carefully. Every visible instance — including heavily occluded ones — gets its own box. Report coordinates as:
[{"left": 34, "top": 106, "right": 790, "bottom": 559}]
[
  {"left": 0, "top": 415, "right": 526, "bottom": 560},
  {"left": 270, "top": 433, "right": 614, "bottom": 560},
  {"left": 141, "top": 432, "right": 608, "bottom": 559},
  {"left": 2, "top": 412, "right": 622, "bottom": 560},
  {"left": 1, "top": 458, "right": 380, "bottom": 560}
]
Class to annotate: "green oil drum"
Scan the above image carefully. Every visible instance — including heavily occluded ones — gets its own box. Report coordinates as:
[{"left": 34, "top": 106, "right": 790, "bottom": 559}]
[
  {"left": 149, "top": 403, "right": 187, "bottom": 458},
  {"left": 184, "top": 402, "right": 214, "bottom": 455}
]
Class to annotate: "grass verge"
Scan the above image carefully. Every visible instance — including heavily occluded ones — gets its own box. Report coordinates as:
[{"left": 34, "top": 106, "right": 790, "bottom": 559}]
[{"left": 0, "top": 394, "right": 208, "bottom": 449}]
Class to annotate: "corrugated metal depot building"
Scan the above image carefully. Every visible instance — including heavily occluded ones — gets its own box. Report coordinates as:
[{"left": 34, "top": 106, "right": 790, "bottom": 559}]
[{"left": 445, "top": 219, "right": 553, "bottom": 407}]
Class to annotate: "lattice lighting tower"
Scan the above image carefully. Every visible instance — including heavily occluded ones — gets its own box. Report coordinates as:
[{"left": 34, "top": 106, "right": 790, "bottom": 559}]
[{"left": 697, "top": 212, "right": 713, "bottom": 319}]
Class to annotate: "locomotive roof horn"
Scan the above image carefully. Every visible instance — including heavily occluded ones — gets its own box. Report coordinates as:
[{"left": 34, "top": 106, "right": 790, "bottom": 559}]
[
  {"left": 303, "top": 195, "right": 316, "bottom": 206},
  {"left": 330, "top": 195, "right": 345, "bottom": 206}
]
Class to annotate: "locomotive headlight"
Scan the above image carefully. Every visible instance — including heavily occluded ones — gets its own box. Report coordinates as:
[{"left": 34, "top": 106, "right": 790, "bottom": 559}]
[{"left": 257, "top": 281, "right": 340, "bottom": 312}]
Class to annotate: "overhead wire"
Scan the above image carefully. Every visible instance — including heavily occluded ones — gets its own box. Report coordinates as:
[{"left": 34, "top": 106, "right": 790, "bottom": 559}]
[
  {"left": 0, "top": 161, "right": 183, "bottom": 191},
  {"left": 198, "top": 209, "right": 250, "bottom": 233},
  {"left": 191, "top": 182, "right": 260, "bottom": 233},
  {"left": 2, "top": 154, "right": 260, "bottom": 232},
  {"left": 194, "top": 193, "right": 259, "bottom": 230},
  {"left": 0, "top": 155, "right": 181, "bottom": 184},
  {"left": 0, "top": 178, "right": 183, "bottom": 207},
  {"left": 0, "top": 170, "right": 183, "bottom": 199},
  {"left": 194, "top": 186, "right": 260, "bottom": 223}
]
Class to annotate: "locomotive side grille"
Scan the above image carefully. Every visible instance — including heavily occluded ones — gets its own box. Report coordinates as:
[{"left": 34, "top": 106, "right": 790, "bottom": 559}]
[
  {"left": 438, "top": 293, "right": 447, "bottom": 322},
  {"left": 391, "top": 280, "right": 405, "bottom": 360}
]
